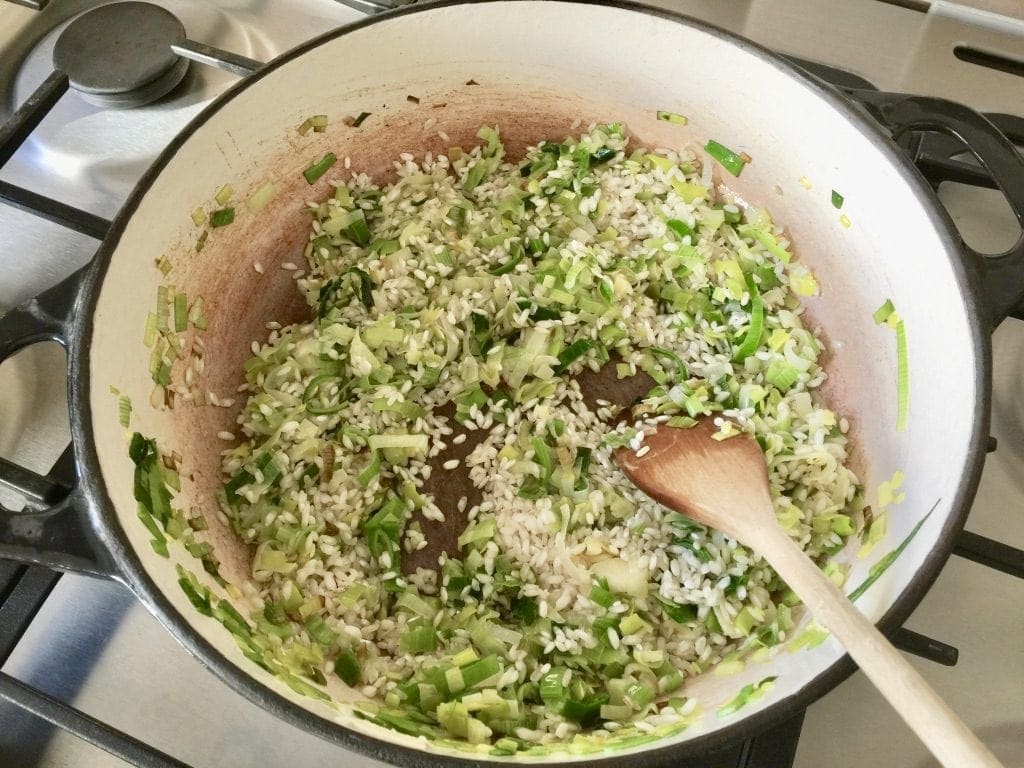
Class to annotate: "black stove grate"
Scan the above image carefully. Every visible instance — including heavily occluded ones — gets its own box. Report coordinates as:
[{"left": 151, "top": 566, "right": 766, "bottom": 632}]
[{"left": 1, "top": 18, "right": 1023, "bottom": 768}]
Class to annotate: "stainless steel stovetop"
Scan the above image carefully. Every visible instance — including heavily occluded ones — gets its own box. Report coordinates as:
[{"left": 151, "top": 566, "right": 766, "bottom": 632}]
[{"left": 1, "top": 2, "right": 1022, "bottom": 767}]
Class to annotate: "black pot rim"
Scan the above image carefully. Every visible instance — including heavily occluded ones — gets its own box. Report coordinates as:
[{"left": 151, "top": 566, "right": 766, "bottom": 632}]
[{"left": 68, "top": 1, "right": 992, "bottom": 766}]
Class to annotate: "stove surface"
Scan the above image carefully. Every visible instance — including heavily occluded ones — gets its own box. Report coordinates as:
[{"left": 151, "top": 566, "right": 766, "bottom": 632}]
[
  {"left": 1, "top": 2, "right": 1022, "bottom": 767},
  {"left": 0, "top": 0, "right": 364, "bottom": 310}
]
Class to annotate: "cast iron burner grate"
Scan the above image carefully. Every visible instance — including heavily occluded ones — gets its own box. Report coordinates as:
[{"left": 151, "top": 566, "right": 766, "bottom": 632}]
[
  {"left": 1, "top": 5, "right": 1023, "bottom": 766},
  {"left": 0, "top": 1, "right": 260, "bottom": 238}
]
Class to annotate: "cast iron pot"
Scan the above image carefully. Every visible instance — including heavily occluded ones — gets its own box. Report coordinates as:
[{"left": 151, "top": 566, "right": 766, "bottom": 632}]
[{"left": 2, "top": 2, "right": 1024, "bottom": 765}]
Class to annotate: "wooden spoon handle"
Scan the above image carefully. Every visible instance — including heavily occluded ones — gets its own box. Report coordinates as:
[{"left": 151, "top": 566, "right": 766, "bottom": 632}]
[{"left": 756, "top": 524, "right": 1003, "bottom": 768}]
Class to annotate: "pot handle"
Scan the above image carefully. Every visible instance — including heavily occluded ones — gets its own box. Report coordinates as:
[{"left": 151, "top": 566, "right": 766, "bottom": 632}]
[
  {"left": 0, "top": 268, "right": 115, "bottom": 579},
  {"left": 844, "top": 89, "right": 1024, "bottom": 328}
]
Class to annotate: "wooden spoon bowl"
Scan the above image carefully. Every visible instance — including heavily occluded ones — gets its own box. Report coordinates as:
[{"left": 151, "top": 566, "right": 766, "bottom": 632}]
[{"left": 615, "top": 419, "right": 1002, "bottom": 768}]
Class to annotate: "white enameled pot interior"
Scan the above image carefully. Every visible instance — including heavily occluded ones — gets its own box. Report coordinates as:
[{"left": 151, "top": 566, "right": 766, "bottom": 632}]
[{"left": 86, "top": 1, "right": 980, "bottom": 760}]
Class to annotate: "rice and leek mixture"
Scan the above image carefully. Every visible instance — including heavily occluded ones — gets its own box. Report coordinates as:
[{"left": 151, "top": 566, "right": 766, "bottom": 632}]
[{"left": 221, "top": 124, "right": 860, "bottom": 750}]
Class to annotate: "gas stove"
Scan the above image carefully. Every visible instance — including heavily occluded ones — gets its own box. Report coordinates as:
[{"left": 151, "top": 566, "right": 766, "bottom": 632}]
[{"left": 1, "top": 2, "right": 1022, "bottom": 767}]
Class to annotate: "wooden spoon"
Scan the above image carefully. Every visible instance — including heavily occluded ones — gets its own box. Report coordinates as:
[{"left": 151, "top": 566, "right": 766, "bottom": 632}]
[{"left": 615, "top": 419, "right": 1003, "bottom": 768}]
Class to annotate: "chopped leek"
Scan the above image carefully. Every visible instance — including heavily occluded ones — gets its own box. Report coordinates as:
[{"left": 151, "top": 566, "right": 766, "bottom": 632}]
[
  {"left": 790, "top": 267, "right": 819, "bottom": 297},
  {"left": 214, "top": 184, "right": 234, "bottom": 205},
  {"left": 539, "top": 669, "right": 567, "bottom": 707},
  {"left": 489, "top": 242, "right": 525, "bottom": 275},
  {"left": 401, "top": 625, "right": 438, "bottom": 654},
  {"left": 649, "top": 346, "right": 687, "bottom": 379},
  {"left": 173, "top": 292, "right": 188, "bottom": 332},
  {"left": 531, "top": 437, "right": 553, "bottom": 481},
  {"left": 338, "top": 583, "right": 368, "bottom": 609},
  {"left": 363, "top": 494, "right": 406, "bottom": 563},
  {"left": 460, "top": 655, "right": 501, "bottom": 688},
  {"left": 554, "top": 339, "right": 594, "bottom": 373},
  {"left": 247, "top": 181, "right": 277, "bottom": 213},
  {"left": 787, "top": 622, "right": 830, "bottom": 652},
  {"left": 600, "top": 703, "right": 632, "bottom": 721},
  {"left": 563, "top": 692, "right": 609, "bottom": 726},
  {"left": 624, "top": 681, "right": 654, "bottom": 709},
  {"left": 717, "top": 676, "right": 776, "bottom": 717},
  {"left": 463, "top": 163, "right": 489, "bottom": 195},
  {"left": 304, "top": 615, "right": 337, "bottom": 646},
  {"left": 176, "top": 565, "right": 212, "bottom": 616},
  {"left": 589, "top": 577, "right": 614, "bottom": 608},
  {"left": 356, "top": 451, "right": 381, "bottom": 488},
  {"left": 210, "top": 207, "right": 235, "bottom": 228},
  {"left": 619, "top": 613, "right": 648, "bottom": 636},
  {"left": 143, "top": 312, "right": 158, "bottom": 348},
  {"left": 303, "top": 153, "right": 337, "bottom": 184},
  {"left": 658, "top": 668, "right": 684, "bottom": 694},
  {"left": 849, "top": 500, "right": 936, "bottom": 602},
  {"left": 370, "top": 238, "right": 401, "bottom": 255},
  {"left": 334, "top": 647, "right": 360, "bottom": 685},
  {"left": 873, "top": 298, "right": 896, "bottom": 325},
  {"left": 705, "top": 140, "right": 747, "bottom": 176},
  {"left": 368, "top": 433, "right": 428, "bottom": 454},
  {"left": 895, "top": 319, "right": 909, "bottom": 432},
  {"left": 666, "top": 416, "right": 697, "bottom": 429},
  {"left": 657, "top": 110, "right": 688, "bottom": 125},
  {"left": 739, "top": 225, "right": 792, "bottom": 264},
  {"left": 199, "top": 123, "right": 864, "bottom": 749},
  {"left": 659, "top": 598, "right": 697, "bottom": 624},
  {"left": 765, "top": 360, "right": 799, "bottom": 391},
  {"left": 665, "top": 219, "right": 692, "bottom": 239},
  {"left": 573, "top": 447, "right": 592, "bottom": 491},
  {"left": 511, "top": 596, "right": 539, "bottom": 625},
  {"left": 458, "top": 518, "right": 496, "bottom": 550},
  {"left": 342, "top": 210, "right": 372, "bottom": 246},
  {"left": 117, "top": 395, "right": 132, "bottom": 428},
  {"left": 732, "top": 276, "right": 763, "bottom": 362}
]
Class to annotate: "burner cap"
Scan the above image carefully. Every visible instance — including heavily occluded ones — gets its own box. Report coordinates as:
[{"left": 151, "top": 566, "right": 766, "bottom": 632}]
[{"left": 52, "top": 1, "right": 189, "bottom": 108}]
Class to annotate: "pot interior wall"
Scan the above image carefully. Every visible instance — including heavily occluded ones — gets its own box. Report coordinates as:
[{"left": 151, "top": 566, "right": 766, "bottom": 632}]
[{"left": 84, "top": 1, "right": 981, "bottom": 761}]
